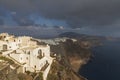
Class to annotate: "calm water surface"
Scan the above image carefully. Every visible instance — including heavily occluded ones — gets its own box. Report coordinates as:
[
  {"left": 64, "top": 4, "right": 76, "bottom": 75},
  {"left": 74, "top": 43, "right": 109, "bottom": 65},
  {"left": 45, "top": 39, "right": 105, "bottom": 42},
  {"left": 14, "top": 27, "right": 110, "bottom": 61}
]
[{"left": 80, "top": 41, "right": 120, "bottom": 80}]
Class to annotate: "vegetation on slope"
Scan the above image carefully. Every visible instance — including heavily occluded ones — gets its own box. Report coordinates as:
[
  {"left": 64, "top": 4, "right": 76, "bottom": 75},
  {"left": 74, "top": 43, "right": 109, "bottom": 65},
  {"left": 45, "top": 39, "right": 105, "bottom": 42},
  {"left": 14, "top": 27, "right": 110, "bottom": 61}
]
[{"left": 50, "top": 39, "right": 92, "bottom": 80}]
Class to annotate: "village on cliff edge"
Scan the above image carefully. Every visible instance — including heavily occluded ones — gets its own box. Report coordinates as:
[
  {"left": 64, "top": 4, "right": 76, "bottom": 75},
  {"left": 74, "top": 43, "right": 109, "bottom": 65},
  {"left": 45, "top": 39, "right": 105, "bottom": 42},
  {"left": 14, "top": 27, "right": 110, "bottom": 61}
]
[{"left": 0, "top": 33, "right": 54, "bottom": 80}]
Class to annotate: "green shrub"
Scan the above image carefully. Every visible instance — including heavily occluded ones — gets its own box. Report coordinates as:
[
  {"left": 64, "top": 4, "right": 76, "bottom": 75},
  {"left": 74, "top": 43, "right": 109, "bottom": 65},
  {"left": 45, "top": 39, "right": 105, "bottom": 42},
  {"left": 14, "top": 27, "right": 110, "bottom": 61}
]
[
  {"left": 39, "top": 72, "right": 43, "bottom": 80},
  {"left": 47, "top": 74, "right": 58, "bottom": 80},
  {"left": 0, "top": 56, "right": 14, "bottom": 64}
]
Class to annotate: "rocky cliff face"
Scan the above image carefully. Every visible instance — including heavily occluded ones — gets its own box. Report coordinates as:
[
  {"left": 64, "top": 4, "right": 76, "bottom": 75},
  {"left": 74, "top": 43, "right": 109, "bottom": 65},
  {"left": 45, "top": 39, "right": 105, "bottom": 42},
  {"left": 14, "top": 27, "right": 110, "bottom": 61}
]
[{"left": 50, "top": 39, "right": 92, "bottom": 80}]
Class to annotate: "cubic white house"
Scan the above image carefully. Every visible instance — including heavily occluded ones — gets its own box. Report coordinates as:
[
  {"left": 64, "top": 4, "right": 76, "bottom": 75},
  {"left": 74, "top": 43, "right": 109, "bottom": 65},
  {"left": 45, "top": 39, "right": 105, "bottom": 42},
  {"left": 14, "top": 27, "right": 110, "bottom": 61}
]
[{"left": 0, "top": 33, "right": 53, "bottom": 80}]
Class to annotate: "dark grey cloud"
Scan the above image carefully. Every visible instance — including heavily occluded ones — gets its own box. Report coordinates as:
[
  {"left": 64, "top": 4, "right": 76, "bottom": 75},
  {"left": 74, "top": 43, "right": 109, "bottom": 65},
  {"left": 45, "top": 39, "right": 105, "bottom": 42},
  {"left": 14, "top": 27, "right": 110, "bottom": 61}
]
[
  {"left": 0, "top": 18, "right": 4, "bottom": 25},
  {"left": 12, "top": 14, "right": 35, "bottom": 26},
  {"left": 0, "top": 26, "right": 67, "bottom": 38},
  {"left": 79, "top": 25, "right": 120, "bottom": 37},
  {"left": 0, "top": 0, "right": 120, "bottom": 28},
  {"left": 0, "top": 10, "right": 6, "bottom": 17},
  {"left": 0, "top": 7, "right": 7, "bottom": 17}
]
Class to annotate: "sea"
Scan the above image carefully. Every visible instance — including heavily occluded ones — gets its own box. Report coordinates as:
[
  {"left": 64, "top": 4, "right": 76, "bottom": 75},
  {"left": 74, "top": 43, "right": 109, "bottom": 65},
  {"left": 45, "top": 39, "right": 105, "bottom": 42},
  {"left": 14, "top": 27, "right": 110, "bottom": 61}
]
[{"left": 79, "top": 40, "right": 120, "bottom": 80}]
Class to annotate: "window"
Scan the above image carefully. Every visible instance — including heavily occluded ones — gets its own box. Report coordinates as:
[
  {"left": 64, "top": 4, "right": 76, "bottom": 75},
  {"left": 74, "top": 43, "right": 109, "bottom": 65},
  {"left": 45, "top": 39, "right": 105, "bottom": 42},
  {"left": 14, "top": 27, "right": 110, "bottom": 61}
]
[
  {"left": 9, "top": 46, "right": 11, "bottom": 48},
  {"left": 37, "top": 49, "right": 43, "bottom": 59},
  {"left": 43, "top": 53, "right": 45, "bottom": 57},
  {"left": 3, "top": 44, "right": 7, "bottom": 50},
  {"left": 34, "top": 65, "right": 36, "bottom": 68},
  {"left": 38, "top": 49, "right": 42, "bottom": 54},
  {"left": 27, "top": 51, "right": 30, "bottom": 54},
  {"left": 26, "top": 57, "right": 28, "bottom": 60}
]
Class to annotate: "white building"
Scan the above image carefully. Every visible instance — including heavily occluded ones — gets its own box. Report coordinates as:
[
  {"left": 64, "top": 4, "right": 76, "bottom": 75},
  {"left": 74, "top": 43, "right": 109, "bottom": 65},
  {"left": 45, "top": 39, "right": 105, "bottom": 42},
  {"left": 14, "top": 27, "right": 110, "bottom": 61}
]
[
  {"left": 0, "top": 33, "right": 14, "bottom": 41},
  {"left": 0, "top": 33, "right": 53, "bottom": 80},
  {"left": 9, "top": 45, "right": 51, "bottom": 73}
]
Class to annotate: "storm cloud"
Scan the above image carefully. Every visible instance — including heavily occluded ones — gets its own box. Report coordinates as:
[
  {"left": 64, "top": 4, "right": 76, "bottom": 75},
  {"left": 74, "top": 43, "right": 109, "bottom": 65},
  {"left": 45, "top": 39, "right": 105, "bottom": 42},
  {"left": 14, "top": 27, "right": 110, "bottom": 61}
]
[
  {"left": 12, "top": 14, "right": 35, "bottom": 26},
  {"left": 0, "top": 18, "right": 4, "bottom": 25},
  {"left": 0, "top": 0, "right": 120, "bottom": 28},
  {"left": 0, "top": 26, "right": 70, "bottom": 38}
]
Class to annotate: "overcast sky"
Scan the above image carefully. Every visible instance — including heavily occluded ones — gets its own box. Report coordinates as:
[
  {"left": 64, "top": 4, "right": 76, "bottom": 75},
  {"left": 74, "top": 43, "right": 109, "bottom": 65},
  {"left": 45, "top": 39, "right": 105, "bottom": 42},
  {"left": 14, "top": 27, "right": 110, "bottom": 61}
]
[{"left": 0, "top": 0, "right": 120, "bottom": 37}]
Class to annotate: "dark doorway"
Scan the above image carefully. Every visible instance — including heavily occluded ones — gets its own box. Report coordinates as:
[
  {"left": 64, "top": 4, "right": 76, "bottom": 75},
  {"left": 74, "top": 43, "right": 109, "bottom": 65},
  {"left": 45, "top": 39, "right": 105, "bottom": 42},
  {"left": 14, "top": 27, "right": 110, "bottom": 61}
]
[{"left": 3, "top": 44, "right": 7, "bottom": 51}]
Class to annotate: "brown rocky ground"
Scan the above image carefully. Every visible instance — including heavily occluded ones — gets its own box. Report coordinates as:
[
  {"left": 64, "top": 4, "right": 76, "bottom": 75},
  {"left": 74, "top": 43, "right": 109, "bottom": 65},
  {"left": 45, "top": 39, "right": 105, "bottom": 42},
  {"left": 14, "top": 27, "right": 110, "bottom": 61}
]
[{"left": 50, "top": 39, "right": 92, "bottom": 80}]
